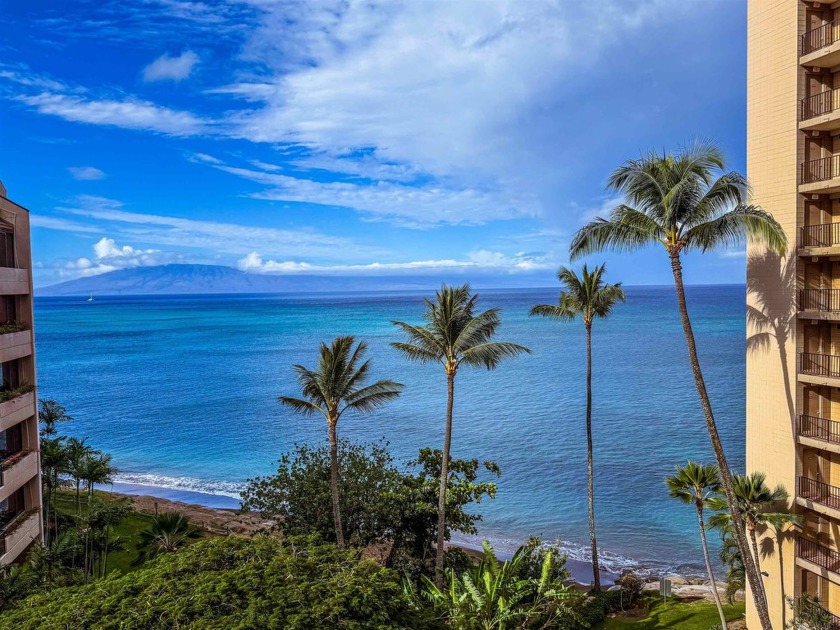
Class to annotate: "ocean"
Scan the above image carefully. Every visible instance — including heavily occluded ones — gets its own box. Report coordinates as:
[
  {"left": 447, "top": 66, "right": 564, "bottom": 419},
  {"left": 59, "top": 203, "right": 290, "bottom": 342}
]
[{"left": 34, "top": 285, "right": 747, "bottom": 577}]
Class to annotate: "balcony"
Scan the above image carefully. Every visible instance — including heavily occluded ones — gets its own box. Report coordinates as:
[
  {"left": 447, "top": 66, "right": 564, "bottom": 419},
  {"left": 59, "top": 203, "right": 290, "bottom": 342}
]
[
  {"left": 799, "top": 477, "right": 840, "bottom": 519},
  {"left": 799, "top": 414, "right": 840, "bottom": 455},
  {"left": 801, "top": 222, "right": 840, "bottom": 257},
  {"left": 801, "top": 156, "right": 840, "bottom": 194},
  {"left": 802, "top": 89, "right": 840, "bottom": 131},
  {"left": 0, "top": 268, "right": 28, "bottom": 296},
  {"left": 795, "top": 596, "right": 840, "bottom": 629},
  {"left": 0, "top": 450, "right": 37, "bottom": 504},
  {"left": 0, "top": 388, "right": 35, "bottom": 433},
  {"left": 0, "top": 329, "right": 31, "bottom": 364},
  {"left": 0, "top": 509, "right": 38, "bottom": 565},
  {"left": 802, "top": 20, "right": 840, "bottom": 68},
  {"left": 797, "top": 537, "right": 840, "bottom": 585},
  {"left": 799, "top": 353, "right": 840, "bottom": 387},
  {"left": 800, "top": 289, "right": 840, "bottom": 321}
]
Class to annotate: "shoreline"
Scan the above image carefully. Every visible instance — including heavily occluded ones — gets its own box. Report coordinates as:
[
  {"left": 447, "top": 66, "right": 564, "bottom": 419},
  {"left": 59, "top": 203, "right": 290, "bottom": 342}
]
[{"left": 101, "top": 481, "right": 705, "bottom": 586}]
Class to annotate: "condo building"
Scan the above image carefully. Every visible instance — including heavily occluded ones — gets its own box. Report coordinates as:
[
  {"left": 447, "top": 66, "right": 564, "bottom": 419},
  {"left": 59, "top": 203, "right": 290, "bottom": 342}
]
[{"left": 0, "top": 181, "right": 41, "bottom": 566}]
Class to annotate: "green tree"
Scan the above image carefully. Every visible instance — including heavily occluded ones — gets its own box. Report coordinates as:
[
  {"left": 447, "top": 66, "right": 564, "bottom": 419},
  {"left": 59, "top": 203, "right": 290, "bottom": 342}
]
[
  {"left": 530, "top": 263, "right": 624, "bottom": 591},
  {"left": 279, "top": 336, "right": 402, "bottom": 548},
  {"left": 64, "top": 438, "right": 93, "bottom": 516},
  {"left": 422, "top": 541, "right": 580, "bottom": 630},
  {"left": 134, "top": 512, "right": 201, "bottom": 565},
  {"left": 38, "top": 399, "right": 73, "bottom": 438},
  {"left": 240, "top": 440, "right": 500, "bottom": 576},
  {"left": 392, "top": 284, "right": 529, "bottom": 583},
  {"left": 79, "top": 452, "right": 115, "bottom": 497},
  {"left": 708, "top": 471, "right": 799, "bottom": 610},
  {"left": 39, "top": 436, "right": 67, "bottom": 545},
  {"left": 0, "top": 536, "right": 436, "bottom": 630},
  {"left": 665, "top": 461, "right": 727, "bottom": 629},
  {"left": 569, "top": 140, "right": 786, "bottom": 630}
]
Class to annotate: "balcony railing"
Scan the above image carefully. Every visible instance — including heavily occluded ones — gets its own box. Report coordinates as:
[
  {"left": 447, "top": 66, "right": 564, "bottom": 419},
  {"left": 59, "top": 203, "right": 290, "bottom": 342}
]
[
  {"left": 799, "top": 414, "right": 840, "bottom": 446},
  {"left": 797, "top": 596, "right": 840, "bottom": 629},
  {"left": 0, "top": 508, "right": 37, "bottom": 558},
  {"left": 798, "top": 537, "right": 840, "bottom": 575},
  {"left": 802, "top": 155, "right": 840, "bottom": 185},
  {"left": 803, "top": 20, "right": 840, "bottom": 56},
  {"left": 801, "top": 353, "right": 840, "bottom": 378},
  {"left": 802, "top": 89, "right": 840, "bottom": 121},
  {"left": 800, "top": 476, "right": 840, "bottom": 511},
  {"left": 802, "top": 222, "right": 840, "bottom": 248},
  {"left": 801, "top": 289, "right": 840, "bottom": 311}
]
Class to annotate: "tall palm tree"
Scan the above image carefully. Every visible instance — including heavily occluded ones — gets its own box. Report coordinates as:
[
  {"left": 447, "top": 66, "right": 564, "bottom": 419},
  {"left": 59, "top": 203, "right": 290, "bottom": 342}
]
[
  {"left": 392, "top": 284, "right": 530, "bottom": 583},
  {"left": 38, "top": 399, "right": 73, "bottom": 438},
  {"left": 530, "top": 264, "right": 624, "bottom": 591},
  {"left": 79, "top": 453, "right": 115, "bottom": 497},
  {"left": 666, "top": 461, "right": 727, "bottom": 629},
  {"left": 279, "top": 336, "right": 402, "bottom": 548},
  {"left": 64, "top": 437, "right": 93, "bottom": 515},
  {"left": 39, "top": 436, "right": 67, "bottom": 545},
  {"left": 134, "top": 513, "right": 201, "bottom": 565},
  {"left": 708, "top": 472, "right": 799, "bottom": 611},
  {"left": 569, "top": 141, "right": 786, "bottom": 630}
]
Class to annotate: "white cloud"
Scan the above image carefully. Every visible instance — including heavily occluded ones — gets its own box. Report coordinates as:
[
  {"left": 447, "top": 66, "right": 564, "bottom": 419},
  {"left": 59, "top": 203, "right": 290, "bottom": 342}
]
[
  {"left": 58, "top": 195, "right": 384, "bottom": 260},
  {"left": 143, "top": 50, "right": 200, "bottom": 82},
  {"left": 57, "top": 237, "right": 179, "bottom": 279},
  {"left": 68, "top": 166, "right": 106, "bottom": 181},
  {"left": 31, "top": 215, "right": 102, "bottom": 233},
  {"left": 202, "top": 157, "right": 539, "bottom": 228},
  {"left": 238, "top": 249, "right": 552, "bottom": 275},
  {"left": 16, "top": 92, "right": 208, "bottom": 136}
]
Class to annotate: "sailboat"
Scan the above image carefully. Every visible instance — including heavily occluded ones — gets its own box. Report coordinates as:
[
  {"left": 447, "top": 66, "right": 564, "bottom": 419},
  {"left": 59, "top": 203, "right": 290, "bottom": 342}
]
[{"left": 87, "top": 293, "right": 95, "bottom": 302}]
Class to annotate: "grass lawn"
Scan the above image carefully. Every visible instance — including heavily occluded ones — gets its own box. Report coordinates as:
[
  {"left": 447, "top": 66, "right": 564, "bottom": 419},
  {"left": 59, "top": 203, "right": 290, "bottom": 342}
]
[
  {"left": 594, "top": 594, "right": 745, "bottom": 629},
  {"left": 53, "top": 489, "right": 159, "bottom": 575}
]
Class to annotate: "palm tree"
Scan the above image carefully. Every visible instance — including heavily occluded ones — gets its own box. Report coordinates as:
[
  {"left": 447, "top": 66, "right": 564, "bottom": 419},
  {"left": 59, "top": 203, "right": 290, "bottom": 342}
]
[
  {"left": 38, "top": 399, "right": 73, "bottom": 438},
  {"left": 666, "top": 461, "right": 727, "bottom": 629},
  {"left": 134, "top": 512, "right": 200, "bottom": 565},
  {"left": 279, "top": 336, "right": 403, "bottom": 548},
  {"left": 79, "top": 452, "right": 115, "bottom": 497},
  {"left": 529, "top": 264, "right": 623, "bottom": 591},
  {"left": 64, "top": 437, "right": 93, "bottom": 515},
  {"left": 569, "top": 140, "right": 786, "bottom": 630},
  {"left": 392, "top": 284, "right": 530, "bottom": 583},
  {"left": 708, "top": 472, "right": 799, "bottom": 609},
  {"left": 39, "top": 436, "right": 67, "bottom": 545}
]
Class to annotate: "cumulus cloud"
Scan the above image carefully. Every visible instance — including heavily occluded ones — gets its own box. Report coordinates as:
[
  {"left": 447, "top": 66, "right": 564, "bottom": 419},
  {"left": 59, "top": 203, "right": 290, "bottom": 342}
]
[
  {"left": 238, "top": 249, "right": 552, "bottom": 275},
  {"left": 59, "top": 237, "right": 179, "bottom": 279},
  {"left": 142, "top": 50, "right": 200, "bottom": 82},
  {"left": 68, "top": 166, "right": 106, "bottom": 181}
]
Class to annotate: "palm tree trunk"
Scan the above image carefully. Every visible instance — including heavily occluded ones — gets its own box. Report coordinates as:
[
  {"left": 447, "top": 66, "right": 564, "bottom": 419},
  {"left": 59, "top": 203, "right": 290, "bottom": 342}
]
[
  {"left": 669, "top": 252, "right": 773, "bottom": 630},
  {"left": 697, "top": 503, "right": 728, "bottom": 629},
  {"left": 749, "top": 526, "right": 763, "bottom": 575},
  {"left": 43, "top": 477, "right": 51, "bottom": 547},
  {"left": 327, "top": 419, "right": 345, "bottom": 548},
  {"left": 585, "top": 323, "right": 600, "bottom": 592},
  {"left": 434, "top": 371, "right": 455, "bottom": 587}
]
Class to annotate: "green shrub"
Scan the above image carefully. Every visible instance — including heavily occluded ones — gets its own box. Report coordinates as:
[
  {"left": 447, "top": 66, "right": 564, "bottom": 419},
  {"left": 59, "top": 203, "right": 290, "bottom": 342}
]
[{"left": 0, "top": 535, "right": 439, "bottom": 630}]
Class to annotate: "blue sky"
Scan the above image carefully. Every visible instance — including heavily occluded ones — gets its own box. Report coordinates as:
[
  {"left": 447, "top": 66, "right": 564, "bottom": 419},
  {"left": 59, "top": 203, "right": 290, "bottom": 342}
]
[{"left": 0, "top": 0, "right": 747, "bottom": 288}]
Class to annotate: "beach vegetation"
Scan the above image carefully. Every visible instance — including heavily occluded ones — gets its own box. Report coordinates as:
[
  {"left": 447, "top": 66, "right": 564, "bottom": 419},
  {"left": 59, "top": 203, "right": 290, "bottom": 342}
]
[
  {"left": 530, "top": 263, "right": 624, "bottom": 591},
  {"left": 0, "top": 535, "right": 438, "bottom": 630},
  {"left": 278, "top": 336, "right": 403, "bottom": 548},
  {"left": 392, "top": 284, "right": 529, "bottom": 584},
  {"left": 420, "top": 540, "right": 581, "bottom": 630},
  {"left": 570, "top": 140, "right": 786, "bottom": 630},
  {"left": 134, "top": 512, "right": 201, "bottom": 565},
  {"left": 665, "top": 462, "right": 727, "bottom": 628},
  {"left": 240, "top": 439, "right": 499, "bottom": 578},
  {"left": 591, "top": 593, "right": 745, "bottom": 629}
]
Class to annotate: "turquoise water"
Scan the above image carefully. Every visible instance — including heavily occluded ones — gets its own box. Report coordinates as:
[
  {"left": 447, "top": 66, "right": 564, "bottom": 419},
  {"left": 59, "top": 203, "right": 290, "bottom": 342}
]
[{"left": 34, "top": 285, "right": 746, "bottom": 575}]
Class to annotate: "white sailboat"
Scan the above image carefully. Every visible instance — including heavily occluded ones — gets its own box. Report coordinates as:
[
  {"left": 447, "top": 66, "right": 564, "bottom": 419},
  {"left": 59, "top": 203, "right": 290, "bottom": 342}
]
[{"left": 87, "top": 293, "right": 95, "bottom": 302}]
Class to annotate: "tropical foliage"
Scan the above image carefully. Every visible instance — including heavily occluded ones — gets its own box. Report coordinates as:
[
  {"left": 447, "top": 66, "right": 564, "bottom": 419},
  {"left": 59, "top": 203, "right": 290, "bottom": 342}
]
[
  {"left": 0, "top": 536, "right": 437, "bottom": 630},
  {"left": 392, "top": 284, "right": 529, "bottom": 582},
  {"left": 278, "top": 335, "right": 402, "bottom": 548},
  {"left": 570, "top": 140, "right": 786, "bottom": 630},
  {"left": 530, "top": 263, "right": 624, "bottom": 590}
]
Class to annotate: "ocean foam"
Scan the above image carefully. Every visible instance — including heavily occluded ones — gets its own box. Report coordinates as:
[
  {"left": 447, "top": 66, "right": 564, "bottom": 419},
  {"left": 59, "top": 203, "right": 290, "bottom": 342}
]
[{"left": 112, "top": 472, "right": 245, "bottom": 499}]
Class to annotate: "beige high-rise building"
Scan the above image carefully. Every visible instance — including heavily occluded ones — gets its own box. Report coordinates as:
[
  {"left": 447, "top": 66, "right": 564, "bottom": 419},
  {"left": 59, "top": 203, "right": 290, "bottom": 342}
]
[
  {"left": 747, "top": 1, "right": 840, "bottom": 627},
  {"left": 0, "top": 181, "right": 41, "bottom": 566}
]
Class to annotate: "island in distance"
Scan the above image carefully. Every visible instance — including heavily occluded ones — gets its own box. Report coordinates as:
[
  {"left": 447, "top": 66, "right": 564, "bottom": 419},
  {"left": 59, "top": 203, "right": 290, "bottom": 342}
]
[{"left": 37, "top": 264, "right": 550, "bottom": 296}]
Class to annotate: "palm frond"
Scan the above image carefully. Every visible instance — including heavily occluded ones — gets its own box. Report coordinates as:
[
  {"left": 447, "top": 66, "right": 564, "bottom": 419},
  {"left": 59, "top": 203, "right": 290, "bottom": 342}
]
[
  {"left": 343, "top": 380, "right": 404, "bottom": 413},
  {"left": 569, "top": 211, "right": 661, "bottom": 260},
  {"left": 683, "top": 204, "right": 787, "bottom": 255},
  {"left": 277, "top": 396, "right": 323, "bottom": 417},
  {"left": 528, "top": 304, "right": 575, "bottom": 320},
  {"left": 460, "top": 342, "right": 530, "bottom": 370}
]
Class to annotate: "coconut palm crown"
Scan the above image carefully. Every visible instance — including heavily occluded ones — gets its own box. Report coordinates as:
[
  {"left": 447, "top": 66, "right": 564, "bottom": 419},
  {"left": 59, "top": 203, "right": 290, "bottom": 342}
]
[
  {"left": 530, "top": 264, "right": 624, "bottom": 326},
  {"left": 279, "top": 335, "right": 403, "bottom": 548}
]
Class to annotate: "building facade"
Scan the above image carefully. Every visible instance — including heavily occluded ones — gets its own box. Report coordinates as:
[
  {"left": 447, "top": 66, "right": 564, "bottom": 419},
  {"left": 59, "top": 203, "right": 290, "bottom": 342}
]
[
  {"left": 0, "top": 180, "right": 41, "bottom": 566},
  {"left": 747, "top": 1, "right": 840, "bottom": 627}
]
